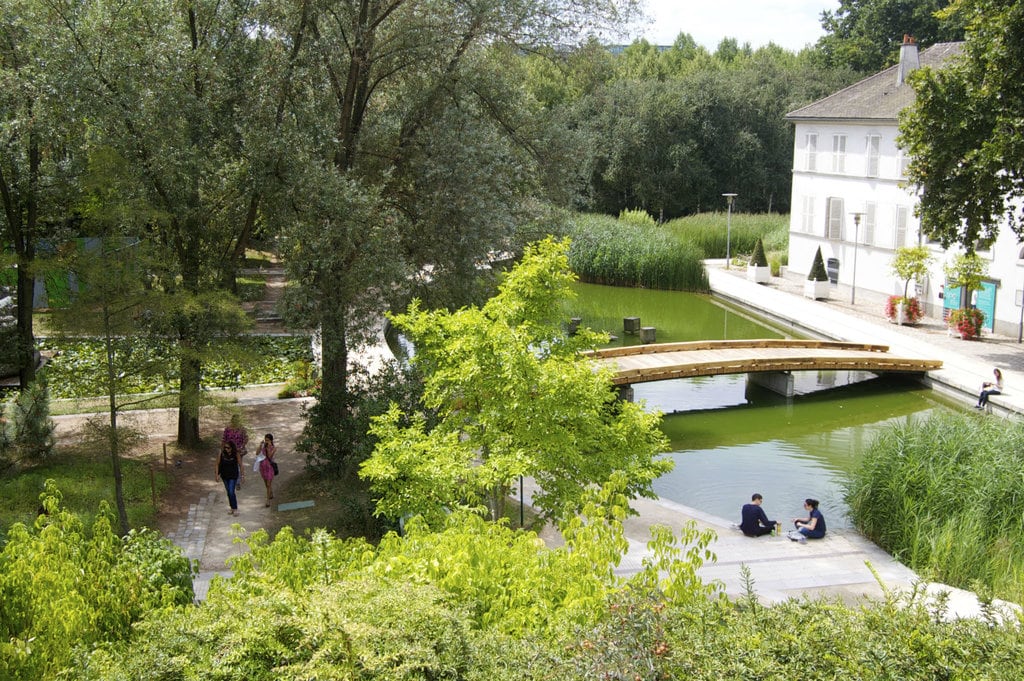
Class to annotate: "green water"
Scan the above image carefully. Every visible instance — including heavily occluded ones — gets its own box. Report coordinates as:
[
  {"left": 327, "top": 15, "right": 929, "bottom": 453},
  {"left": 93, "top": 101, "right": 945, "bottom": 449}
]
[{"left": 570, "top": 283, "right": 957, "bottom": 529}]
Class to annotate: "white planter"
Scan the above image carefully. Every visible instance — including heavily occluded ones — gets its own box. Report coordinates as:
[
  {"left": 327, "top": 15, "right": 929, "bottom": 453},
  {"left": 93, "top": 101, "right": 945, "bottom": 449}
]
[
  {"left": 804, "top": 279, "right": 830, "bottom": 300},
  {"left": 747, "top": 265, "right": 771, "bottom": 284}
]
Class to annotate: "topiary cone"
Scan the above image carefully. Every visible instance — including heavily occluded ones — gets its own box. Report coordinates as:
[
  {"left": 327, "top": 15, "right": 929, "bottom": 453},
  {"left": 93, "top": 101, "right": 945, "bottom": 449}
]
[
  {"left": 750, "top": 238, "right": 768, "bottom": 267},
  {"left": 808, "top": 246, "right": 829, "bottom": 282}
]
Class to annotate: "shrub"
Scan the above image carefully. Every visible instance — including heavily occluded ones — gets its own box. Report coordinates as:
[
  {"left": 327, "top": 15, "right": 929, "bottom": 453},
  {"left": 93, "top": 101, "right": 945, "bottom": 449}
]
[
  {"left": 948, "top": 307, "right": 985, "bottom": 339},
  {"left": 885, "top": 296, "right": 924, "bottom": 324},
  {"left": 807, "top": 247, "right": 829, "bottom": 282},
  {"left": 0, "top": 374, "right": 55, "bottom": 465},
  {"left": 618, "top": 208, "right": 657, "bottom": 227},
  {"left": 749, "top": 237, "right": 768, "bottom": 267}
]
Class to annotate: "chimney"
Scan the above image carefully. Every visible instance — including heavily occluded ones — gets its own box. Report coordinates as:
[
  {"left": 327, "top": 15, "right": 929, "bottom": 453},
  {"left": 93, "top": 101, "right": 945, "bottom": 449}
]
[{"left": 896, "top": 34, "right": 919, "bottom": 86}]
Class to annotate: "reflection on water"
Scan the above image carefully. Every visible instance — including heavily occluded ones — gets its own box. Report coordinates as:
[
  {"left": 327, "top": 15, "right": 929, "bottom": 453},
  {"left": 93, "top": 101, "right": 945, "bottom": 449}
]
[
  {"left": 568, "top": 281, "right": 957, "bottom": 530},
  {"left": 646, "top": 375, "right": 954, "bottom": 529}
]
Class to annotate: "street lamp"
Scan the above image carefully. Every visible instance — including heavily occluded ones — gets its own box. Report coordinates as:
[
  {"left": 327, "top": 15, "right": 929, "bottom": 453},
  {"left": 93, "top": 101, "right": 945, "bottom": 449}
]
[
  {"left": 849, "top": 211, "right": 864, "bottom": 305},
  {"left": 722, "top": 193, "right": 737, "bottom": 269}
]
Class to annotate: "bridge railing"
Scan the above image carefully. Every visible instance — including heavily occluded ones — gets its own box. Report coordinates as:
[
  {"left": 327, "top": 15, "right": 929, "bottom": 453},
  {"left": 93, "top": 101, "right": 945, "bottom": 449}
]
[{"left": 583, "top": 339, "right": 890, "bottom": 359}]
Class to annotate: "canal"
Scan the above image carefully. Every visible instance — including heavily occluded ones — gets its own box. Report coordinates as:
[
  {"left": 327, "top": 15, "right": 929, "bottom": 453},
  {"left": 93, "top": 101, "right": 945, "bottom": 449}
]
[{"left": 569, "top": 283, "right": 959, "bottom": 529}]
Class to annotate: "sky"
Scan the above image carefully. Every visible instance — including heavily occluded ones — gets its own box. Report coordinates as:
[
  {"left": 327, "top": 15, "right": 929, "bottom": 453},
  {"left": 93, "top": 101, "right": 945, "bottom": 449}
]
[{"left": 637, "top": 0, "right": 841, "bottom": 52}]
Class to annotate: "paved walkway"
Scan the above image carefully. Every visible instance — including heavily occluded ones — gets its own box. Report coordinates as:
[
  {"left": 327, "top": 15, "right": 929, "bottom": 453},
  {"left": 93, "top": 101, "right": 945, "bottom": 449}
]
[{"left": 115, "top": 266, "right": 1022, "bottom": 615}]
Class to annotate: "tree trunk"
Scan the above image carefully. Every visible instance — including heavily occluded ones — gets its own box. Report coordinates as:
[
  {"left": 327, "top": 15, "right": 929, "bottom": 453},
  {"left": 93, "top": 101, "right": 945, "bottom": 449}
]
[
  {"left": 15, "top": 258, "right": 36, "bottom": 390},
  {"left": 105, "top": 327, "right": 130, "bottom": 536},
  {"left": 177, "top": 347, "right": 202, "bottom": 447}
]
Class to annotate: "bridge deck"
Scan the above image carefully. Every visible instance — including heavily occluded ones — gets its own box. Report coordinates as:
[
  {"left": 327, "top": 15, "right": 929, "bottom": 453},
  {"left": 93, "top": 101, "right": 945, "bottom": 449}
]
[{"left": 586, "top": 339, "right": 943, "bottom": 386}]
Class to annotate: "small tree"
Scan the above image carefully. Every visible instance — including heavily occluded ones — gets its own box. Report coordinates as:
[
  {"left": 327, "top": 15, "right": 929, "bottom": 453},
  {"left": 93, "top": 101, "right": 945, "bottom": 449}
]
[
  {"left": 890, "top": 246, "right": 933, "bottom": 300},
  {"left": 362, "top": 237, "right": 671, "bottom": 526},
  {"left": 749, "top": 237, "right": 768, "bottom": 267},
  {"left": 944, "top": 252, "right": 988, "bottom": 308},
  {"left": 807, "top": 247, "right": 829, "bottom": 282}
]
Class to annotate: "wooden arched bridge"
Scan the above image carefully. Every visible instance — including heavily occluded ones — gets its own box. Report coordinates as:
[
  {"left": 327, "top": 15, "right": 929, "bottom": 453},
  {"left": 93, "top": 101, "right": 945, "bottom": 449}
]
[{"left": 585, "top": 339, "right": 942, "bottom": 397}]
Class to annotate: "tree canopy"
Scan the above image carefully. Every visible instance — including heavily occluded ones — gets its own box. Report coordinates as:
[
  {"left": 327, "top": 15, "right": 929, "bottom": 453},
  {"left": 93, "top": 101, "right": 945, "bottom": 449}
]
[
  {"left": 900, "top": 0, "right": 1024, "bottom": 249},
  {"left": 817, "top": 0, "right": 965, "bottom": 72}
]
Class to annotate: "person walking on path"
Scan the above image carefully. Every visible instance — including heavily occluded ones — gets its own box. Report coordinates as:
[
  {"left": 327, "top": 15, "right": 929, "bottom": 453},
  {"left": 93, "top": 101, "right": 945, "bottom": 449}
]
[
  {"left": 222, "top": 414, "right": 249, "bottom": 487},
  {"left": 215, "top": 441, "right": 243, "bottom": 515},
  {"left": 976, "top": 367, "right": 1003, "bottom": 408},
  {"left": 256, "top": 433, "right": 277, "bottom": 507},
  {"left": 740, "top": 493, "right": 779, "bottom": 537}
]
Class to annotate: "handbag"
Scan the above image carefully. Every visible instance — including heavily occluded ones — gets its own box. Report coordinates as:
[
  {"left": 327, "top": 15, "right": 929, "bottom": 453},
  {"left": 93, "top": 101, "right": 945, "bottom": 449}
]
[{"left": 271, "top": 460, "right": 279, "bottom": 475}]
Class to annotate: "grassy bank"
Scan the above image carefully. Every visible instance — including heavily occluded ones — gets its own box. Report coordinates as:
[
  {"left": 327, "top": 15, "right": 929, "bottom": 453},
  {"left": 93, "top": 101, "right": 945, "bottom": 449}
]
[{"left": 845, "top": 412, "right": 1024, "bottom": 603}]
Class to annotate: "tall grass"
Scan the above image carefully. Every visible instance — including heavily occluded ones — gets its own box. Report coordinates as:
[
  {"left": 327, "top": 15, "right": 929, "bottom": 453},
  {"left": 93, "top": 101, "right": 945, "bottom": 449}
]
[
  {"left": 845, "top": 412, "right": 1024, "bottom": 602},
  {"left": 567, "top": 213, "right": 709, "bottom": 291},
  {"left": 662, "top": 212, "right": 789, "bottom": 263},
  {"left": 566, "top": 211, "right": 788, "bottom": 291}
]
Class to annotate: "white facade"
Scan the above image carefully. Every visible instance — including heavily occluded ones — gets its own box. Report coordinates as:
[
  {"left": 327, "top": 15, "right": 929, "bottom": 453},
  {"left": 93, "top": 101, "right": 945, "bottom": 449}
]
[{"left": 786, "top": 41, "right": 1024, "bottom": 338}]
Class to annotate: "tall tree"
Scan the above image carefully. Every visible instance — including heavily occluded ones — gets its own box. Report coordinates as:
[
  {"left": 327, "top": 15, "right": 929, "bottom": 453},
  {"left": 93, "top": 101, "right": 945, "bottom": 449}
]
[
  {"left": 48, "top": 0, "right": 270, "bottom": 445},
  {"left": 268, "top": 0, "right": 641, "bottom": 466},
  {"left": 0, "top": 0, "right": 80, "bottom": 390},
  {"left": 817, "top": 0, "right": 965, "bottom": 72},
  {"left": 362, "top": 238, "right": 671, "bottom": 525},
  {"left": 899, "top": 0, "right": 1024, "bottom": 249}
]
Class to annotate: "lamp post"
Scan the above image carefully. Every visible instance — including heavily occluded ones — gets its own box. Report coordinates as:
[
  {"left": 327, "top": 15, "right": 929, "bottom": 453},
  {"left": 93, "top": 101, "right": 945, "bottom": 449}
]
[
  {"left": 722, "top": 193, "right": 737, "bottom": 269},
  {"left": 850, "top": 212, "right": 864, "bottom": 305}
]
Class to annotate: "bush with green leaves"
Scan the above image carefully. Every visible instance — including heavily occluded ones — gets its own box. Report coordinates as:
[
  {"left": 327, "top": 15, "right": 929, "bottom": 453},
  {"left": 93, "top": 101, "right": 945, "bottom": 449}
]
[
  {"left": 749, "top": 237, "right": 768, "bottom": 267},
  {"left": 0, "top": 482, "right": 194, "bottom": 681},
  {"left": 846, "top": 412, "right": 1024, "bottom": 603},
  {"left": 808, "top": 246, "right": 829, "bottom": 281}
]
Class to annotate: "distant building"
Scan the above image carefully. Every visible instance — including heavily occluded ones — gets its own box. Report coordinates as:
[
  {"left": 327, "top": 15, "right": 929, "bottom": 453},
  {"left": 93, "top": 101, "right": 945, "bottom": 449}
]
[{"left": 785, "top": 37, "right": 1023, "bottom": 337}]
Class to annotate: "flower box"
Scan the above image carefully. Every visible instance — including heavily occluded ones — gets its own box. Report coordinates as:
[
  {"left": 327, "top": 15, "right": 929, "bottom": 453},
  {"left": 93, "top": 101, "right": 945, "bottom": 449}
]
[
  {"left": 947, "top": 307, "right": 985, "bottom": 340},
  {"left": 804, "top": 279, "right": 830, "bottom": 300},
  {"left": 747, "top": 264, "right": 771, "bottom": 284},
  {"left": 885, "top": 296, "right": 924, "bottom": 325}
]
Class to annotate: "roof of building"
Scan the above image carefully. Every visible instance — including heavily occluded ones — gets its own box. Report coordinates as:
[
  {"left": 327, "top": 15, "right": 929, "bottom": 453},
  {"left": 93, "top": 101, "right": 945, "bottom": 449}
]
[{"left": 785, "top": 42, "right": 964, "bottom": 123}]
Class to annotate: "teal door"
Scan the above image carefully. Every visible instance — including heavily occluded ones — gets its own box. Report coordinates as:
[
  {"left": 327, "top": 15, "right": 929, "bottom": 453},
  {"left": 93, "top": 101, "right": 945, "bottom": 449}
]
[
  {"left": 942, "top": 285, "right": 962, "bottom": 322},
  {"left": 975, "top": 281, "right": 997, "bottom": 331}
]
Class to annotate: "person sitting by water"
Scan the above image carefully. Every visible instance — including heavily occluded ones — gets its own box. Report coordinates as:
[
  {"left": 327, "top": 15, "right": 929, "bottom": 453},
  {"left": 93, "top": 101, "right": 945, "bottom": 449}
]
[
  {"left": 976, "top": 367, "right": 1003, "bottom": 408},
  {"left": 740, "top": 493, "right": 779, "bottom": 537},
  {"left": 790, "top": 498, "right": 826, "bottom": 542}
]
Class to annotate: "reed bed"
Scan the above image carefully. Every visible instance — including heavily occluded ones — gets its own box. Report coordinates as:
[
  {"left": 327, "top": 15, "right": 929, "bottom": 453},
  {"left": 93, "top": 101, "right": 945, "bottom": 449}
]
[
  {"left": 662, "top": 212, "right": 789, "bottom": 262},
  {"left": 845, "top": 412, "right": 1024, "bottom": 602}
]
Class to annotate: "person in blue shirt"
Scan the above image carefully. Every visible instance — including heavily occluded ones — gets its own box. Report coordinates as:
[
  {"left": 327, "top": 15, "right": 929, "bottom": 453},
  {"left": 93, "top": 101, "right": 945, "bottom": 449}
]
[
  {"left": 791, "top": 498, "right": 827, "bottom": 541},
  {"left": 740, "top": 493, "right": 779, "bottom": 537}
]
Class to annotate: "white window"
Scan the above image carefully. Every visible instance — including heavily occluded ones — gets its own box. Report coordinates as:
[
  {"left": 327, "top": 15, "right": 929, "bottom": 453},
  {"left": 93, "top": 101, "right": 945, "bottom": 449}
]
[
  {"left": 805, "top": 133, "right": 817, "bottom": 171},
  {"left": 863, "top": 202, "right": 877, "bottom": 245},
  {"left": 865, "top": 135, "right": 880, "bottom": 177},
  {"left": 894, "top": 205, "right": 909, "bottom": 248},
  {"left": 832, "top": 134, "right": 846, "bottom": 173},
  {"left": 801, "top": 195, "right": 815, "bottom": 233},
  {"left": 827, "top": 197, "right": 844, "bottom": 239},
  {"left": 896, "top": 149, "right": 911, "bottom": 178}
]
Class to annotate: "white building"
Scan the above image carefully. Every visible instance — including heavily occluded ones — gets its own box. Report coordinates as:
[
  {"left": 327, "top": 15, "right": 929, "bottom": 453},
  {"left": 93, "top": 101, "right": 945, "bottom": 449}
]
[{"left": 785, "top": 38, "right": 1024, "bottom": 338}]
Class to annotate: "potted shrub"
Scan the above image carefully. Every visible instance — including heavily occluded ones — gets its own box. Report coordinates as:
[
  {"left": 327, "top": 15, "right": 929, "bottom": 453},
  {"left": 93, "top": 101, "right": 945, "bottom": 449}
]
[
  {"left": 804, "top": 247, "right": 830, "bottom": 300},
  {"left": 747, "top": 237, "right": 771, "bottom": 284},
  {"left": 887, "top": 246, "right": 932, "bottom": 324},
  {"left": 944, "top": 253, "right": 988, "bottom": 339},
  {"left": 948, "top": 307, "right": 985, "bottom": 340},
  {"left": 885, "top": 295, "right": 924, "bottom": 324}
]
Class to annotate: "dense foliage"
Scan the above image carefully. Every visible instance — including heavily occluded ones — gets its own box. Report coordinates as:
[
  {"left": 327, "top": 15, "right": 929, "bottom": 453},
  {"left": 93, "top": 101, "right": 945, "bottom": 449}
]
[
  {"left": 846, "top": 412, "right": 1024, "bottom": 602},
  {"left": 39, "top": 336, "right": 311, "bottom": 400},
  {"left": 0, "top": 482, "right": 194, "bottom": 680},
  {"left": 900, "top": 0, "right": 1024, "bottom": 249},
  {"left": 51, "top": 496, "right": 1024, "bottom": 681},
  {"left": 817, "top": 0, "right": 965, "bottom": 72}
]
